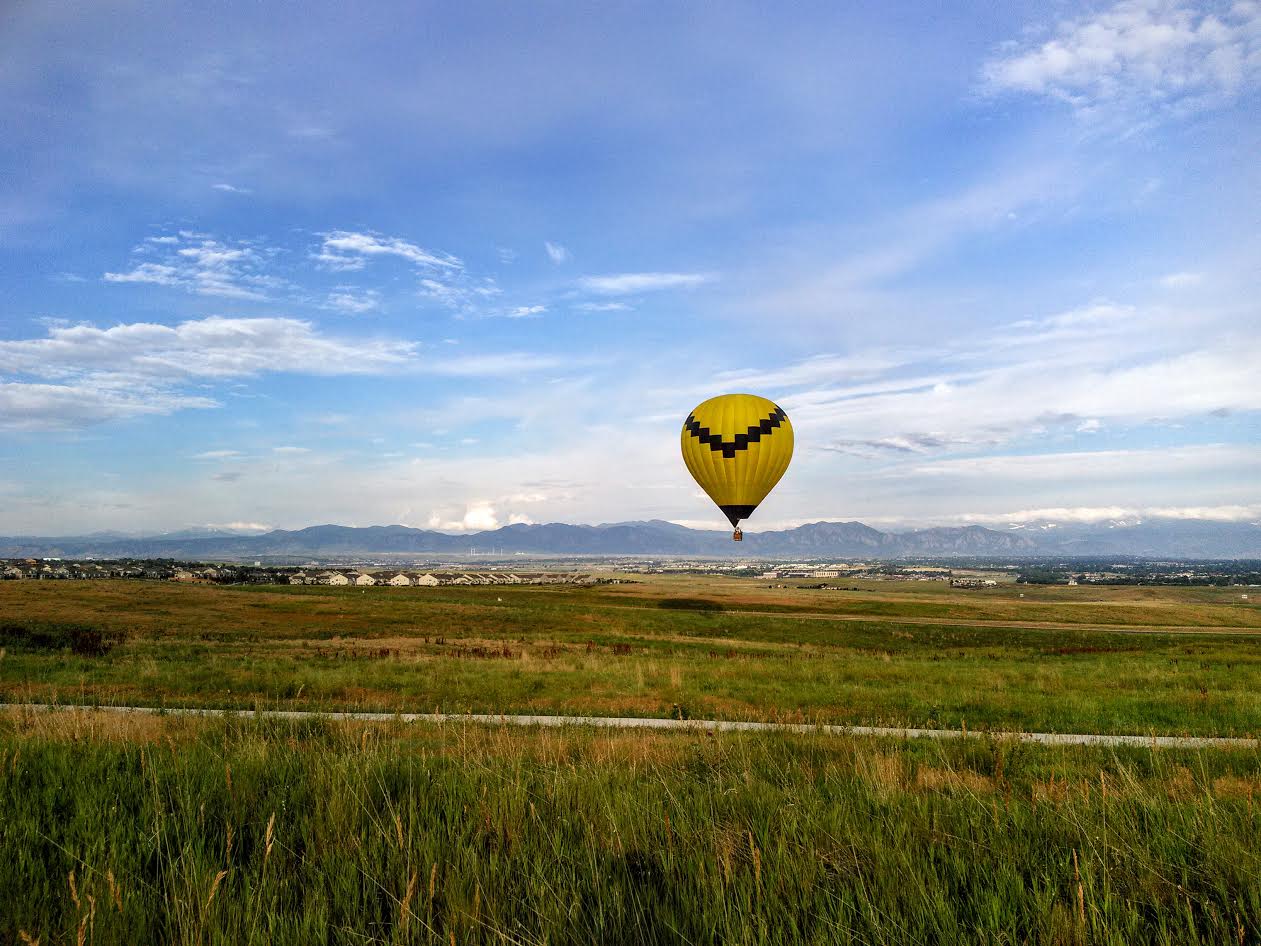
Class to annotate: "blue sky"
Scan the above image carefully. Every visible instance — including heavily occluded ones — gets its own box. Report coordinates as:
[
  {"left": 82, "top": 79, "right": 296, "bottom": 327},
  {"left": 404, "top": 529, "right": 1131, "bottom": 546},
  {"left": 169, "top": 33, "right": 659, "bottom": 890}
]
[{"left": 1, "top": 0, "right": 1258, "bottom": 535}]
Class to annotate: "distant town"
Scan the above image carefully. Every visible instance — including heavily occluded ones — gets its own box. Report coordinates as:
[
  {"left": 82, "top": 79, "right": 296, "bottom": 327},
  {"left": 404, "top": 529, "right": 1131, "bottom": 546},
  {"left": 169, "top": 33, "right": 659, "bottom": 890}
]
[{"left": 4, "top": 557, "right": 1259, "bottom": 588}]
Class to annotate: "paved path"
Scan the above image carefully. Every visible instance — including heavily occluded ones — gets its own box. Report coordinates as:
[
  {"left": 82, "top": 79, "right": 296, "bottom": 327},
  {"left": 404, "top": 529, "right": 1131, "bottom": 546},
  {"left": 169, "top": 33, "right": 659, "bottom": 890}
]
[{"left": 4, "top": 703, "right": 1256, "bottom": 750}]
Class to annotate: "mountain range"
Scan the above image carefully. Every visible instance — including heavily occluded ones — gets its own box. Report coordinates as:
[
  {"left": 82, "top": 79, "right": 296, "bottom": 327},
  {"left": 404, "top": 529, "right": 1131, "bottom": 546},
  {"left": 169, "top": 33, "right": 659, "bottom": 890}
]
[{"left": 2, "top": 518, "right": 1258, "bottom": 560}]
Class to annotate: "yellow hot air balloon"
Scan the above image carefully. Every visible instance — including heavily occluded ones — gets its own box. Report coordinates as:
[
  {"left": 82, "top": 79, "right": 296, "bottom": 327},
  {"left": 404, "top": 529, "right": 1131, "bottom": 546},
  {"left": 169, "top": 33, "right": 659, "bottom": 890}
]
[{"left": 681, "top": 393, "right": 793, "bottom": 540}]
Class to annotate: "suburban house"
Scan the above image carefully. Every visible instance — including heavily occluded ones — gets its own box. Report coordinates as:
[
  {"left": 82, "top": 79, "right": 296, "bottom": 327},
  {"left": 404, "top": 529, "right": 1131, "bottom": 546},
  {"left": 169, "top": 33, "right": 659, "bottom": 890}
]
[
  {"left": 386, "top": 573, "right": 411, "bottom": 587},
  {"left": 354, "top": 573, "right": 376, "bottom": 586}
]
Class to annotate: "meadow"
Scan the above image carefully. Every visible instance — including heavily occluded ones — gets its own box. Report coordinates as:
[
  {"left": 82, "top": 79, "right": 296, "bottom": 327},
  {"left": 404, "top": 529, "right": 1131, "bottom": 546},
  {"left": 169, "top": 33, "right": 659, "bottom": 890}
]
[
  {"left": 2, "top": 708, "right": 1259, "bottom": 945},
  {"left": 1, "top": 576, "right": 1258, "bottom": 736},
  {"left": 2, "top": 576, "right": 1260, "bottom": 943}
]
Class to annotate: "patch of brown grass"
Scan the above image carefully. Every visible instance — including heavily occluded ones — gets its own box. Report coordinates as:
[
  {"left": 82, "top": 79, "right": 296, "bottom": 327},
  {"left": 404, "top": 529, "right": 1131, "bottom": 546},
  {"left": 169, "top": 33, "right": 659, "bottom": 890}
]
[
  {"left": 914, "top": 766, "right": 996, "bottom": 795},
  {"left": 0, "top": 706, "right": 198, "bottom": 743},
  {"left": 1211, "top": 774, "right": 1260, "bottom": 799}
]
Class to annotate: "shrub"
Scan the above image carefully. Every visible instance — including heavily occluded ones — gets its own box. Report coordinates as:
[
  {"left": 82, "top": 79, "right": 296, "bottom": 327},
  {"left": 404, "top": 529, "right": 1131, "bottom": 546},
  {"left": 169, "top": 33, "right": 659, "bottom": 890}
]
[{"left": 0, "top": 621, "right": 126, "bottom": 656}]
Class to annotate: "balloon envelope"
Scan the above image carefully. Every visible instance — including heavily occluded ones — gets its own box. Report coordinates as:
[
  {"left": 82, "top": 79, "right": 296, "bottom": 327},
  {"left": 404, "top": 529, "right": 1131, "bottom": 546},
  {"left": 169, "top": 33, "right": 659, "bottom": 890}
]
[{"left": 680, "top": 393, "right": 793, "bottom": 528}]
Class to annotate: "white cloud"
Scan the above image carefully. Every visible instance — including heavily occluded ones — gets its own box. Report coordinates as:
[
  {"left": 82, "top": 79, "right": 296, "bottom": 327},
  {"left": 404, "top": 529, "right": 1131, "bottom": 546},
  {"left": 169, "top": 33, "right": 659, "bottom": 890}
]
[
  {"left": 192, "top": 450, "right": 243, "bottom": 460},
  {"left": 946, "top": 504, "right": 1261, "bottom": 525},
  {"left": 983, "top": 0, "right": 1261, "bottom": 115},
  {"left": 272, "top": 446, "right": 311, "bottom": 455},
  {"left": 105, "top": 234, "right": 284, "bottom": 300},
  {"left": 428, "top": 502, "right": 501, "bottom": 532},
  {"left": 0, "top": 316, "right": 423, "bottom": 430},
  {"left": 326, "top": 288, "right": 381, "bottom": 313},
  {"left": 574, "top": 302, "right": 632, "bottom": 312},
  {"left": 1159, "top": 271, "right": 1203, "bottom": 288},
  {"left": 426, "top": 352, "right": 564, "bottom": 376},
  {"left": 1019, "top": 302, "right": 1136, "bottom": 330},
  {"left": 211, "top": 183, "right": 251, "bottom": 194},
  {"left": 579, "top": 272, "right": 713, "bottom": 294},
  {"left": 417, "top": 275, "right": 502, "bottom": 314},
  {"left": 103, "top": 262, "right": 182, "bottom": 287},
  {"left": 315, "top": 230, "right": 461, "bottom": 272},
  {"left": 544, "top": 241, "right": 569, "bottom": 263},
  {"left": 772, "top": 296, "right": 1259, "bottom": 461},
  {"left": 0, "top": 381, "right": 218, "bottom": 431},
  {"left": 819, "top": 432, "right": 1003, "bottom": 458},
  {"left": 715, "top": 352, "right": 911, "bottom": 392},
  {"left": 903, "top": 444, "right": 1260, "bottom": 480},
  {"left": 0, "top": 316, "right": 417, "bottom": 381},
  {"left": 507, "top": 305, "right": 546, "bottom": 318}
]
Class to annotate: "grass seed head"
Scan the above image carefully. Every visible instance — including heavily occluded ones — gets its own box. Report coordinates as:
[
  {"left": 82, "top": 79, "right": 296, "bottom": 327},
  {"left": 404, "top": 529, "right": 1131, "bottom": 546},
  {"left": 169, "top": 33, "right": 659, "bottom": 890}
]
[
  {"left": 400, "top": 871, "right": 417, "bottom": 928},
  {"left": 264, "top": 812, "right": 276, "bottom": 864},
  {"left": 205, "top": 869, "right": 228, "bottom": 910}
]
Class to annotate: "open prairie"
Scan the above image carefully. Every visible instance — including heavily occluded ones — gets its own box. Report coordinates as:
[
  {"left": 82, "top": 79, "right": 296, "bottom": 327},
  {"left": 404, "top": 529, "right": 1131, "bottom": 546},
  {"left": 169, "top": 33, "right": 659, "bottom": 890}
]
[
  {"left": 2, "top": 708, "right": 1260, "bottom": 945},
  {"left": 2, "top": 576, "right": 1260, "bottom": 943},
  {"left": 1, "top": 575, "right": 1258, "bottom": 736}
]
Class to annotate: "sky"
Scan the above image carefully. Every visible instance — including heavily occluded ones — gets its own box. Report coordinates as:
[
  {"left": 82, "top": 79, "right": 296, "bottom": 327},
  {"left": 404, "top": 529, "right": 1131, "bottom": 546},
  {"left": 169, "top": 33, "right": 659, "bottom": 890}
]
[{"left": 1, "top": 0, "right": 1258, "bottom": 536}]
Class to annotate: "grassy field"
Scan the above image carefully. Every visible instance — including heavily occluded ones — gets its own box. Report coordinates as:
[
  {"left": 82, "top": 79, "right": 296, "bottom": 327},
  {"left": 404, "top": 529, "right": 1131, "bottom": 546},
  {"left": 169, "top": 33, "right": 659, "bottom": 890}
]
[
  {"left": 2, "top": 708, "right": 1259, "bottom": 945},
  {"left": 1, "top": 577, "right": 1259, "bottom": 736},
  {"left": 3, "top": 577, "right": 1260, "bottom": 942}
]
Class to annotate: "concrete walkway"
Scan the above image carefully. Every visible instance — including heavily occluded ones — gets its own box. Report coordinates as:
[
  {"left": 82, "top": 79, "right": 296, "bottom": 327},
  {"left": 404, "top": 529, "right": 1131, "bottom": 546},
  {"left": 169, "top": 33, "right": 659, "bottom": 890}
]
[{"left": 4, "top": 703, "right": 1256, "bottom": 750}]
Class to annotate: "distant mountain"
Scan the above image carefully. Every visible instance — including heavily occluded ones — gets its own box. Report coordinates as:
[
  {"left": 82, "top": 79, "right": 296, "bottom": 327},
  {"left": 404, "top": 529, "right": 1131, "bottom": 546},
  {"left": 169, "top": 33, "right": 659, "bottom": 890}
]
[
  {"left": 1006, "top": 519, "right": 1261, "bottom": 559},
  {"left": 1, "top": 517, "right": 1257, "bottom": 560}
]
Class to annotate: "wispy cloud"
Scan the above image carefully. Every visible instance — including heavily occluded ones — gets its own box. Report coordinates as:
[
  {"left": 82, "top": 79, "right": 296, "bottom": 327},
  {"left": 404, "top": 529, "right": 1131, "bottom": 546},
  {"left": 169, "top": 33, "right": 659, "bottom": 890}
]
[
  {"left": 761, "top": 296, "right": 1257, "bottom": 461},
  {"left": 0, "top": 381, "right": 217, "bottom": 431},
  {"left": 913, "top": 504, "right": 1261, "bottom": 526},
  {"left": 0, "top": 316, "right": 416, "bottom": 381},
  {"left": 983, "top": 0, "right": 1261, "bottom": 116},
  {"left": 326, "top": 287, "right": 381, "bottom": 313},
  {"left": 0, "top": 315, "right": 563, "bottom": 430},
  {"left": 544, "top": 241, "right": 569, "bottom": 263},
  {"left": 315, "top": 230, "right": 462, "bottom": 272},
  {"left": 574, "top": 301, "right": 631, "bottom": 313},
  {"left": 418, "top": 275, "right": 503, "bottom": 314},
  {"left": 819, "top": 432, "right": 1002, "bottom": 459},
  {"left": 507, "top": 304, "right": 546, "bottom": 318},
  {"left": 902, "top": 444, "right": 1260, "bottom": 480},
  {"left": 211, "top": 182, "right": 251, "bottom": 194},
  {"left": 0, "top": 316, "right": 415, "bottom": 430},
  {"left": 1158, "top": 271, "right": 1203, "bottom": 289},
  {"left": 104, "top": 233, "right": 284, "bottom": 300},
  {"left": 579, "top": 272, "right": 713, "bottom": 294},
  {"left": 191, "top": 450, "right": 243, "bottom": 460},
  {"left": 427, "top": 352, "right": 564, "bottom": 377}
]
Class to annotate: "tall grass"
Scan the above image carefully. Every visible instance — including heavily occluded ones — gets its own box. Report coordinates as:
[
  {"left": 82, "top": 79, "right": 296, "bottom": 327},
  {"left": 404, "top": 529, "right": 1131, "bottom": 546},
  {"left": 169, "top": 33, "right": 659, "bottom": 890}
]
[{"left": 2, "top": 710, "right": 1258, "bottom": 944}]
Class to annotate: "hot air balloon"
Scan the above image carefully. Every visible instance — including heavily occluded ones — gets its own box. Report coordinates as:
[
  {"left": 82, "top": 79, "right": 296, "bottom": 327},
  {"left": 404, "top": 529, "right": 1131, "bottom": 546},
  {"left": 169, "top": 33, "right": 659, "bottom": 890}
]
[{"left": 681, "top": 393, "right": 793, "bottom": 541}]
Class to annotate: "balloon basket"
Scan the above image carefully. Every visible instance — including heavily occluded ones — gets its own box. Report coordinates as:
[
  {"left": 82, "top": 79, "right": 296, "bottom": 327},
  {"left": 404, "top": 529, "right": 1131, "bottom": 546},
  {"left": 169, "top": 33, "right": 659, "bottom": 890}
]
[{"left": 732, "top": 529, "right": 743, "bottom": 542}]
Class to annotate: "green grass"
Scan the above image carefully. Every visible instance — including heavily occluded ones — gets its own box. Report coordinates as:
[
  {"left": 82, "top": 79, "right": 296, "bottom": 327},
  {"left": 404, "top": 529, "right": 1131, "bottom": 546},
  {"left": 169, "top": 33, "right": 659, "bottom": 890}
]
[
  {"left": 2, "top": 709, "right": 1259, "bottom": 945},
  {"left": 1, "top": 579, "right": 1259, "bottom": 735}
]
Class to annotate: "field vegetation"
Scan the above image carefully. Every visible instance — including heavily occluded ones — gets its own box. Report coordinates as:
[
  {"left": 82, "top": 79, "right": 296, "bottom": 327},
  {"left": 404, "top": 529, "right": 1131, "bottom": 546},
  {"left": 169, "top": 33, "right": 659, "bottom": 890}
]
[
  {"left": 2, "top": 708, "right": 1259, "bottom": 945},
  {"left": 0, "top": 577, "right": 1257, "bottom": 736}
]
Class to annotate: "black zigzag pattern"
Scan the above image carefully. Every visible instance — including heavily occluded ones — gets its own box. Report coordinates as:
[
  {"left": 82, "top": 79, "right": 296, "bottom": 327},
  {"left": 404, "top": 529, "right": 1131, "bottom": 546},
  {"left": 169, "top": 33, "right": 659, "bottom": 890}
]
[{"left": 684, "top": 407, "right": 786, "bottom": 459}]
